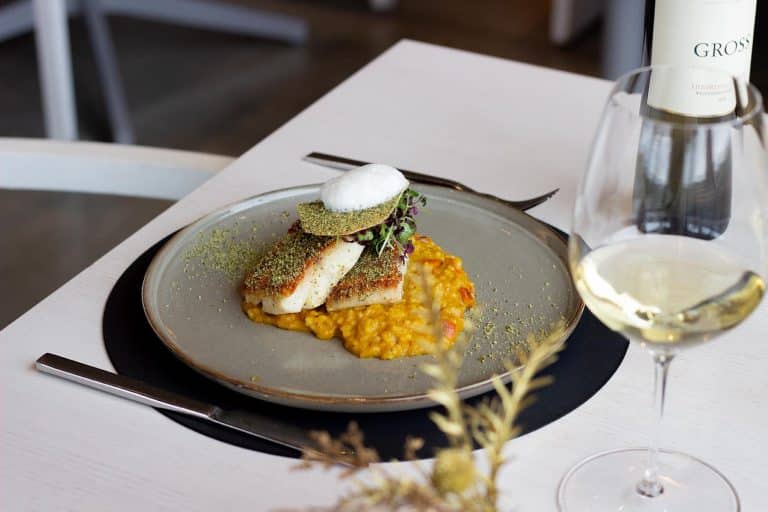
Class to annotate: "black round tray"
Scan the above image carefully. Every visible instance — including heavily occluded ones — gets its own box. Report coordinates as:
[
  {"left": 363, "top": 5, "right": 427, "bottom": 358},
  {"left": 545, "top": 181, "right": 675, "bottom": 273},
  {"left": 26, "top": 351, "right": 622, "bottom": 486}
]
[{"left": 103, "top": 236, "right": 627, "bottom": 461}]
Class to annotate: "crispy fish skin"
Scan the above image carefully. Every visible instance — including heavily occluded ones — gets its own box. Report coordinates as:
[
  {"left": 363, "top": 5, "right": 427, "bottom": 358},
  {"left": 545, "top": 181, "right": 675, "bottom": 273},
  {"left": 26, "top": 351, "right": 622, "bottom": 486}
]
[
  {"left": 242, "top": 223, "right": 363, "bottom": 314},
  {"left": 326, "top": 246, "right": 407, "bottom": 311}
]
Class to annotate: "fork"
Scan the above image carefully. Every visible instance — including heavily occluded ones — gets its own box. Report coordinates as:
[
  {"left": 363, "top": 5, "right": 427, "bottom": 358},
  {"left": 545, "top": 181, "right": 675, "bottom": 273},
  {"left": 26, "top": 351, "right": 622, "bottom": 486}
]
[{"left": 303, "top": 152, "right": 558, "bottom": 212}]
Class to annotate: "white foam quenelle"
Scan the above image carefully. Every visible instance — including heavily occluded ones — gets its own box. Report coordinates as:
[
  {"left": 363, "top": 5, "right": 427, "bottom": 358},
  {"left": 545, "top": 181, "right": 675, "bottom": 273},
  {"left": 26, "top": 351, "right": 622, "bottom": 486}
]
[{"left": 321, "top": 163, "right": 408, "bottom": 212}]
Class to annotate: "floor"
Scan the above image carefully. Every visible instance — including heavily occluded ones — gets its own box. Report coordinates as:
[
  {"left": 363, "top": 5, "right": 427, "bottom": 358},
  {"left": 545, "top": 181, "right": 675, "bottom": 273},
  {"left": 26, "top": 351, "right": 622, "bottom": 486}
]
[{"left": 1, "top": 0, "right": 603, "bottom": 328}]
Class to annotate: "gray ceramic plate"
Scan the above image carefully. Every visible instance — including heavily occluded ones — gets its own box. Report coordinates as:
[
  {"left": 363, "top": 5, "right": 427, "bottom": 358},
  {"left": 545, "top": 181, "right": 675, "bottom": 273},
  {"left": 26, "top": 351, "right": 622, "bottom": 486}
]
[{"left": 142, "top": 184, "right": 583, "bottom": 412}]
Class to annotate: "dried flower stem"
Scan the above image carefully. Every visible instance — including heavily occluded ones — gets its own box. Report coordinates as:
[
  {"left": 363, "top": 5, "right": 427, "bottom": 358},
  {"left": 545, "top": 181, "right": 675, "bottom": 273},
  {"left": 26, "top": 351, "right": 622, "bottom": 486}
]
[
  {"left": 295, "top": 262, "right": 566, "bottom": 512},
  {"left": 480, "top": 330, "right": 561, "bottom": 506}
]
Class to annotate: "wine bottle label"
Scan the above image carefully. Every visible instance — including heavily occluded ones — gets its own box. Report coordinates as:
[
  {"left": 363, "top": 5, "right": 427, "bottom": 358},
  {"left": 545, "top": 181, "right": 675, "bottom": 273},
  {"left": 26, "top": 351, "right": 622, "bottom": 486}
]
[{"left": 648, "top": 0, "right": 756, "bottom": 117}]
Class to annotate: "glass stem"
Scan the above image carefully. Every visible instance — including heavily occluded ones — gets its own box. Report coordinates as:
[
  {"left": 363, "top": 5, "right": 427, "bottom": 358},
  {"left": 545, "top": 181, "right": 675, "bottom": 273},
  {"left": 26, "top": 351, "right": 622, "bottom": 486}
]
[{"left": 637, "top": 350, "right": 674, "bottom": 498}]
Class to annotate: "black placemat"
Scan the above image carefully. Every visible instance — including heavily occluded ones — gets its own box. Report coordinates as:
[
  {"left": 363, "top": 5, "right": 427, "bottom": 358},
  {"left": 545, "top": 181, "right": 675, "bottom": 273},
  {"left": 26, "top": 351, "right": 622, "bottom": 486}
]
[{"left": 103, "top": 236, "right": 628, "bottom": 461}]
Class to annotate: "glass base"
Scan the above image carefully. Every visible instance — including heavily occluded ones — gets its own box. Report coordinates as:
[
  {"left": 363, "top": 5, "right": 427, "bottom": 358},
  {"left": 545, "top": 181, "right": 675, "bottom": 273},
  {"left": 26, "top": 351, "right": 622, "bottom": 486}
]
[{"left": 557, "top": 448, "right": 740, "bottom": 511}]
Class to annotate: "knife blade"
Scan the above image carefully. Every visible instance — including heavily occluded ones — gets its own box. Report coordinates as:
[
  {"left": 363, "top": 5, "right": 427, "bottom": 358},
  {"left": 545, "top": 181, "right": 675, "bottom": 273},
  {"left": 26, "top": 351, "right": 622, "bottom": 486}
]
[{"left": 35, "top": 353, "right": 335, "bottom": 460}]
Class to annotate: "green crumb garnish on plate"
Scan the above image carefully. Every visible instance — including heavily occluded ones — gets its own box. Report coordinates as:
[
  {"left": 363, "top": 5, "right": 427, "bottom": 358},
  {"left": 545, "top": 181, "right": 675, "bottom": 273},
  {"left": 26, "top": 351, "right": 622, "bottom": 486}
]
[
  {"left": 184, "top": 227, "right": 262, "bottom": 281},
  {"left": 297, "top": 192, "right": 403, "bottom": 236}
]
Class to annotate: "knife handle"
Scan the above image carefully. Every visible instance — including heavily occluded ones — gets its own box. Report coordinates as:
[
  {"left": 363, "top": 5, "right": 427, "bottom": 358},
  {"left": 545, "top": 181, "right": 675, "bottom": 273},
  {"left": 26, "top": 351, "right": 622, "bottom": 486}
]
[{"left": 35, "top": 353, "right": 217, "bottom": 420}]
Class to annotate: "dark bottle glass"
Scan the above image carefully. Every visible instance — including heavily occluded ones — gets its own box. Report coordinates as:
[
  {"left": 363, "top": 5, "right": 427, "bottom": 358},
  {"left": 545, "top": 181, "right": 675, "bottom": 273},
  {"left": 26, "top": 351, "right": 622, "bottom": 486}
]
[{"left": 634, "top": 0, "right": 755, "bottom": 239}]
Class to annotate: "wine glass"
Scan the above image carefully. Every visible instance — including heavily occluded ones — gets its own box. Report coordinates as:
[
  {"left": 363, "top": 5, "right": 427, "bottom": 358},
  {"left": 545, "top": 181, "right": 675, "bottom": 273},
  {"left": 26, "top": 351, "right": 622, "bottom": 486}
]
[{"left": 558, "top": 65, "right": 767, "bottom": 511}]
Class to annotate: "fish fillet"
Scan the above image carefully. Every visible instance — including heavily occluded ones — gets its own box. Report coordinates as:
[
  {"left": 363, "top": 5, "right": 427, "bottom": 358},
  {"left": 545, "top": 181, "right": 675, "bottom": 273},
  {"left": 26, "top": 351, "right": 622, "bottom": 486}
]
[
  {"left": 326, "top": 246, "right": 407, "bottom": 311},
  {"left": 242, "top": 223, "right": 363, "bottom": 314}
]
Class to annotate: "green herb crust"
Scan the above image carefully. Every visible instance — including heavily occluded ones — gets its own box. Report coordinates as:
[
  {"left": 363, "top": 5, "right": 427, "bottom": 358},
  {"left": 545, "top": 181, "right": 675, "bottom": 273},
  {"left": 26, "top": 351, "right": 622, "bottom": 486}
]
[
  {"left": 297, "top": 192, "right": 402, "bottom": 236},
  {"left": 328, "top": 245, "right": 403, "bottom": 304},
  {"left": 243, "top": 223, "right": 336, "bottom": 296}
]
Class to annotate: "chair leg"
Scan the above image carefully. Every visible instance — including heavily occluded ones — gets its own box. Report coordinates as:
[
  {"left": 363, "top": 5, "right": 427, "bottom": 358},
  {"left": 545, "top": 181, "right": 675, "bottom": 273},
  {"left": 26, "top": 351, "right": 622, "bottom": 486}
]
[
  {"left": 602, "top": 0, "right": 644, "bottom": 79},
  {"left": 0, "top": 0, "right": 34, "bottom": 43},
  {"left": 100, "top": 0, "right": 308, "bottom": 44},
  {"left": 82, "top": 0, "right": 134, "bottom": 144},
  {"left": 32, "top": 0, "right": 78, "bottom": 140}
]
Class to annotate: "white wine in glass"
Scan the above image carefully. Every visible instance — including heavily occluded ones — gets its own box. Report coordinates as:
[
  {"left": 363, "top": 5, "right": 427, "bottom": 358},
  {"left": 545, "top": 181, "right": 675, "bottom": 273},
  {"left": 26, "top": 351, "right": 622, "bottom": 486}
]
[
  {"left": 558, "top": 66, "right": 767, "bottom": 511},
  {"left": 572, "top": 235, "right": 764, "bottom": 348}
]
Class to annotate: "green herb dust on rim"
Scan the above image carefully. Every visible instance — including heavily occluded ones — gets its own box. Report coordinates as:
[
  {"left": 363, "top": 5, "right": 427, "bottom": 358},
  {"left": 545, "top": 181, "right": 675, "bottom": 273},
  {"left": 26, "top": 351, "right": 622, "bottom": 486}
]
[{"left": 297, "top": 192, "right": 403, "bottom": 236}]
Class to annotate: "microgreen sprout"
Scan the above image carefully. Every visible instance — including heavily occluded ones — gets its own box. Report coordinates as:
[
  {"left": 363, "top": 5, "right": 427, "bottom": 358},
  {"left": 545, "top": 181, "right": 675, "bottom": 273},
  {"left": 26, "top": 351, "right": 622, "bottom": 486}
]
[{"left": 343, "top": 189, "right": 426, "bottom": 261}]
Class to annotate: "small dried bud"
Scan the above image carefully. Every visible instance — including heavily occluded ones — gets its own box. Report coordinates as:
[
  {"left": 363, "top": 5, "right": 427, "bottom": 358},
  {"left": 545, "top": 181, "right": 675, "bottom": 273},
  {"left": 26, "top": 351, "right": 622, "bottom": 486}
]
[{"left": 431, "top": 447, "right": 477, "bottom": 494}]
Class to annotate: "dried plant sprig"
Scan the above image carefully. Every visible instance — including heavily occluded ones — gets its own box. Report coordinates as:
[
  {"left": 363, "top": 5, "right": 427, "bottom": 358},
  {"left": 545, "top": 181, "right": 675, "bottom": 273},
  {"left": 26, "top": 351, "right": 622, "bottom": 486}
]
[
  {"left": 418, "top": 264, "right": 473, "bottom": 452},
  {"left": 294, "top": 263, "right": 567, "bottom": 512},
  {"left": 295, "top": 422, "right": 380, "bottom": 476},
  {"left": 466, "top": 327, "right": 565, "bottom": 506}
]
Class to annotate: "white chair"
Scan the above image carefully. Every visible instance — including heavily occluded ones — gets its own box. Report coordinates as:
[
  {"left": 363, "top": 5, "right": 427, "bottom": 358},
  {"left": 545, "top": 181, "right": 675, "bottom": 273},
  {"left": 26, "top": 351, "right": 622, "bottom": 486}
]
[
  {"left": 0, "top": 137, "right": 233, "bottom": 200},
  {"left": 0, "top": 0, "right": 309, "bottom": 143},
  {"left": 0, "top": 0, "right": 398, "bottom": 144},
  {"left": 0, "top": 137, "right": 234, "bottom": 329}
]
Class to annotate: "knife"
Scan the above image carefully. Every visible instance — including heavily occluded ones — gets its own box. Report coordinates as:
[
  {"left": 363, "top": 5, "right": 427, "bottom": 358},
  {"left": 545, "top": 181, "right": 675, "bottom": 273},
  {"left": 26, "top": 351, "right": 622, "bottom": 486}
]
[
  {"left": 35, "top": 353, "right": 337, "bottom": 461},
  {"left": 303, "top": 151, "right": 558, "bottom": 212}
]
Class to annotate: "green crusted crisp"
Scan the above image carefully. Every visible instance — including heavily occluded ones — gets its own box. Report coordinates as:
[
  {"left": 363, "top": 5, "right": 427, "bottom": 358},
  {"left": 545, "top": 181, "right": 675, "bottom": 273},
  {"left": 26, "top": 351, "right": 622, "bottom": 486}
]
[{"left": 296, "top": 192, "right": 402, "bottom": 236}]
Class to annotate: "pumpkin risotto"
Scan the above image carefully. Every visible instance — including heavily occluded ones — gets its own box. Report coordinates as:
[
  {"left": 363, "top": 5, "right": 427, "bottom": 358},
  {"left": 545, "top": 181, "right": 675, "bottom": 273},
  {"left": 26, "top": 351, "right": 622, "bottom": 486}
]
[{"left": 242, "top": 235, "right": 475, "bottom": 359}]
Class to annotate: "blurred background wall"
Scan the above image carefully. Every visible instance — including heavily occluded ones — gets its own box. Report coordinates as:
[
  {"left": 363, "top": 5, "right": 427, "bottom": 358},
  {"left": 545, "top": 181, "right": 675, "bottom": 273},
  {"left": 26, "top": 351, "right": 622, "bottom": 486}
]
[
  {"left": 0, "top": 0, "right": 606, "bottom": 155},
  {"left": 2, "top": 0, "right": 764, "bottom": 153}
]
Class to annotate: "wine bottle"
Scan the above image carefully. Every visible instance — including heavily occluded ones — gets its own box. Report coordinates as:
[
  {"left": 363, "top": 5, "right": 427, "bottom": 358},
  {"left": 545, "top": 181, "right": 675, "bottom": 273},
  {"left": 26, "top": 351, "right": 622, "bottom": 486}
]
[{"left": 634, "top": 0, "right": 757, "bottom": 239}]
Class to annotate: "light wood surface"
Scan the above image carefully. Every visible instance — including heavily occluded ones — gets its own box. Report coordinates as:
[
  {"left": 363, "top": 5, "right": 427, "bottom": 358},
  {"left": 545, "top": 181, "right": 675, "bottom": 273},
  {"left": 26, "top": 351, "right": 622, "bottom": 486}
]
[{"left": 1, "top": 40, "right": 766, "bottom": 511}]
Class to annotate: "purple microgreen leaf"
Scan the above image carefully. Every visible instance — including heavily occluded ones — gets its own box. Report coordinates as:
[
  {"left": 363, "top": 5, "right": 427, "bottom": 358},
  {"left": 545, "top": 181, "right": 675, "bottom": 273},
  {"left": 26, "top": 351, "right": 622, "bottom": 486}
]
[{"left": 342, "top": 188, "right": 424, "bottom": 260}]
